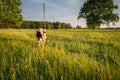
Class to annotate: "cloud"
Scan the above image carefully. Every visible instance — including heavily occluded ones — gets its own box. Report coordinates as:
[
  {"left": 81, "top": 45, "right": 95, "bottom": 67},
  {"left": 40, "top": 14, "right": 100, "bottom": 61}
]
[
  {"left": 21, "top": 0, "right": 120, "bottom": 27},
  {"left": 21, "top": 0, "right": 85, "bottom": 27}
]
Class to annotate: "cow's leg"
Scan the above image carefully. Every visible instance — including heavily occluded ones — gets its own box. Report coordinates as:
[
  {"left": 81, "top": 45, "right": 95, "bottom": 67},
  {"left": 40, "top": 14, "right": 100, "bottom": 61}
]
[
  {"left": 38, "top": 40, "right": 40, "bottom": 46},
  {"left": 38, "top": 37, "right": 42, "bottom": 46}
]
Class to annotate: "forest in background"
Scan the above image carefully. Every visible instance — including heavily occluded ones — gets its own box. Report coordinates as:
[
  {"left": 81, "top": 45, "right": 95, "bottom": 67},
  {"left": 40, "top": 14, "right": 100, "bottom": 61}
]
[
  {"left": 0, "top": 20, "right": 83, "bottom": 29},
  {"left": 22, "top": 20, "right": 73, "bottom": 29}
]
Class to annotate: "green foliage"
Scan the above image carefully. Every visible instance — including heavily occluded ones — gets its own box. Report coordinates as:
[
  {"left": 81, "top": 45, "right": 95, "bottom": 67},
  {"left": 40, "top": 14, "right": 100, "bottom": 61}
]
[
  {"left": 21, "top": 20, "right": 73, "bottom": 29},
  {"left": 76, "top": 25, "right": 82, "bottom": 29},
  {"left": 0, "top": 29, "right": 120, "bottom": 80},
  {"left": 78, "top": 0, "right": 119, "bottom": 31},
  {"left": 0, "top": 0, "right": 23, "bottom": 28}
]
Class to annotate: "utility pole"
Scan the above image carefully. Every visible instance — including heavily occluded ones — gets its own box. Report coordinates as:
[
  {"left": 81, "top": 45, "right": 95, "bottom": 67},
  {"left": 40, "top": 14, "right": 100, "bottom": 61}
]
[{"left": 43, "top": 3, "right": 46, "bottom": 29}]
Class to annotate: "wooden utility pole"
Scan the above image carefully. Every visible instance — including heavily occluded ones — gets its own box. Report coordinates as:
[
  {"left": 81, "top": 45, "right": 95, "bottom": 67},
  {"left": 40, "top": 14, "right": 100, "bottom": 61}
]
[{"left": 43, "top": 3, "right": 46, "bottom": 29}]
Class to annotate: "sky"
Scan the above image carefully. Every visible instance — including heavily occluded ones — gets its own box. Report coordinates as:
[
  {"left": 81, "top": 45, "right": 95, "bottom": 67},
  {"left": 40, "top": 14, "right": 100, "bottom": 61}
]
[{"left": 21, "top": 0, "right": 120, "bottom": 28}]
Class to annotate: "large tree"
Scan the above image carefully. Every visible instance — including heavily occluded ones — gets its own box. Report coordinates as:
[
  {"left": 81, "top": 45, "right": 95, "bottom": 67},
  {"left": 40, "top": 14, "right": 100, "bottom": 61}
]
[
  {"left": 78, "top": 0, "right": 119, "bottom": 31},
  {"left": 0, "top": 0, "right": 23, "bottom": 28}
]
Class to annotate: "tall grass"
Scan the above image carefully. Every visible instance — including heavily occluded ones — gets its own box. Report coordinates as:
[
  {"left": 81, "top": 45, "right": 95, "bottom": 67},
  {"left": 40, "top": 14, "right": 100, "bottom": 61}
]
[{"left": 0, "top": 29, "right": 120, "bottom": 80}]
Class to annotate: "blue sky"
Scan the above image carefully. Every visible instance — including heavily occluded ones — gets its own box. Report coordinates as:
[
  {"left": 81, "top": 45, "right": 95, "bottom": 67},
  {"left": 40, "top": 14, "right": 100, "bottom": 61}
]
[{"left": 21, "top": 0, "right": 120, "bottom": 27}]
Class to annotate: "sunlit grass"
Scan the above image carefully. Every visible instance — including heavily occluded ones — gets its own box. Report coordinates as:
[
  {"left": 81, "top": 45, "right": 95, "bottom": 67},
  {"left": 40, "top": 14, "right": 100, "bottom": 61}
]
[{"left": 0, "top": 29, "right": 120, "bottom": 80}]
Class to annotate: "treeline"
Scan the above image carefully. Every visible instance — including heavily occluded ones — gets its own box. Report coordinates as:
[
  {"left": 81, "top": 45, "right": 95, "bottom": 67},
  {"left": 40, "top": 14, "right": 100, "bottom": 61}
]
[{"left": 21, "top": 20, "right": 73, "bottom": 29}]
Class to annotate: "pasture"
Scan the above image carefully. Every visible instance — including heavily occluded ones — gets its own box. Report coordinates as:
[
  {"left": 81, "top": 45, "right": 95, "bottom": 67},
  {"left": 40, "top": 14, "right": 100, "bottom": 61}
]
[{"left": 0, "top": 29, "right": 120, "bottom": 80}]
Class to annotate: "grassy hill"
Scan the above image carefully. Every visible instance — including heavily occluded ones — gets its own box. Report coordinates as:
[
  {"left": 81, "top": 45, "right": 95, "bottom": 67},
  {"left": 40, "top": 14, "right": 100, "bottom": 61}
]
[{"left": 0, "top": 29, "right": 120, "bottom": 80}]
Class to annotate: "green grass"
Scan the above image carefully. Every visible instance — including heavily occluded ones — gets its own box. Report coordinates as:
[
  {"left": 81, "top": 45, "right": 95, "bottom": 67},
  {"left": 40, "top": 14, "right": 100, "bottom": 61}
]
[{"left": 0, "top": 29, "right": 120, "bottom": 80}]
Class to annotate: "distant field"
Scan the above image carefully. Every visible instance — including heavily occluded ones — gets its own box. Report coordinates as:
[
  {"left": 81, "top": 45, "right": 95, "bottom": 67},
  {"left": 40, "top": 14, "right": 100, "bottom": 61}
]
[{"left": 0, "top": 29, "right": 120, "bottom": 80}]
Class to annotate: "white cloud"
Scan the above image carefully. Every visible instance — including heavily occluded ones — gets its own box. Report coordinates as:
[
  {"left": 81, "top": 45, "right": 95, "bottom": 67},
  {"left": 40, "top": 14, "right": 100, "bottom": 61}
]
[{"left": 21, "top": 0, "right": 120, "bottom": 28}]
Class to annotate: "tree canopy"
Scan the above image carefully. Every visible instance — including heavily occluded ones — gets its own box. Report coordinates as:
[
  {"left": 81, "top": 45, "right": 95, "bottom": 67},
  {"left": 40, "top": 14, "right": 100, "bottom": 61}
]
[
  {"left": 78, "top": 0, "right": 119, "bottom": 31},
  {"left": 0, "top": 0, "right": 23, "bottom": 28},
  {"left": 21, "top": 21, "right": 73, "bottom": 29}
]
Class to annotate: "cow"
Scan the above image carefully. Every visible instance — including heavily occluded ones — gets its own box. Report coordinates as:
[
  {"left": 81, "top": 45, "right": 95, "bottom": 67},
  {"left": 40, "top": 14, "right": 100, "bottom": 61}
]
[{"left": 36, "top": 28, "right": 47, "bottom": 44}]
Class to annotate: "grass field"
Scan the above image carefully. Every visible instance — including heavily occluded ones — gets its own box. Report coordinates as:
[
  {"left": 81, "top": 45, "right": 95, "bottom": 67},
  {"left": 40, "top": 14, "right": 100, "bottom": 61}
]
[{"left": 0, "top": 29, "right": 120, "bottom": 80}]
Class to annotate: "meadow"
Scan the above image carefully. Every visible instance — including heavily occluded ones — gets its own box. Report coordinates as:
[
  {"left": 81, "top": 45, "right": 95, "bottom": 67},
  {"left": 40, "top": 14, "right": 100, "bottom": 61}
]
[{"left": 0, "top": 29, "right": 120, "bottom": 80}]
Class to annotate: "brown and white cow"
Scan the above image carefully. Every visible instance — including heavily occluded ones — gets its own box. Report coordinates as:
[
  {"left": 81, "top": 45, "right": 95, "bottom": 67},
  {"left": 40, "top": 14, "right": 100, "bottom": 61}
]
[{"left": 36, "top": 28, "right": 47, "bottom": 44}]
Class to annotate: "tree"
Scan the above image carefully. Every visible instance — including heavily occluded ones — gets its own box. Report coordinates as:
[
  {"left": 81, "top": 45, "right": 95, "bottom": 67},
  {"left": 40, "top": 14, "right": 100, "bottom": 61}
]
[
  {"left": 0, "top": 0, "right": 23, "bottom": 28},
  {"left": 21, "top": 20, "right": 73, "bottom": 29},
  {"left": 76, "top": 25, "right": 81, "bottom": 29},
  {"left": 78, "top": 0, "right": 119, "bottom": 31}
]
